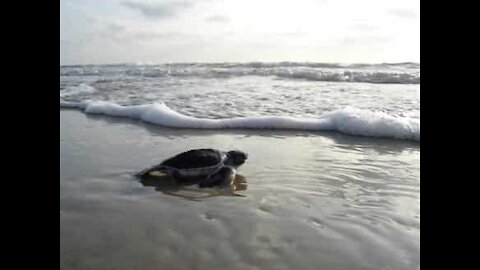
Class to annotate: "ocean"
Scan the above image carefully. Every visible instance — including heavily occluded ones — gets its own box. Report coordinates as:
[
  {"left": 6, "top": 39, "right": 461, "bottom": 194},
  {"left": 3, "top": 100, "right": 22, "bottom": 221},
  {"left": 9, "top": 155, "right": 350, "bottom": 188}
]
[{"left": 60, "top": 62, "right": 420, "bottom": 270}]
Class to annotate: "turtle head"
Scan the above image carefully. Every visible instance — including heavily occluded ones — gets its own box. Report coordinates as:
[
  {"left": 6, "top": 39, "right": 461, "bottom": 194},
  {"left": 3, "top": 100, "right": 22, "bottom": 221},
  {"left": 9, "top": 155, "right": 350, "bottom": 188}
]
[{"left": 225, "top": 150, "right": 248, "bottom": 167}]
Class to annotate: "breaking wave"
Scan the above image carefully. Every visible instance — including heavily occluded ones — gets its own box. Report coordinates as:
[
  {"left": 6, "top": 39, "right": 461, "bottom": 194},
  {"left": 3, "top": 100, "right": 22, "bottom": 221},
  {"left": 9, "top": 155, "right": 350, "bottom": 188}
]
[{"left": 60, "top": 100, "right": 420, "bottom": 142}]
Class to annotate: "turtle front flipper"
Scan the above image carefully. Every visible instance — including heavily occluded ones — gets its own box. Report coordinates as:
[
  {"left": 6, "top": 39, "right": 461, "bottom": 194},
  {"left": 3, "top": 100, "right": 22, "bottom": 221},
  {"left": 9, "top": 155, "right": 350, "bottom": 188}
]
[{"left": 199, "top": 166, "right": 237, "bottom": 188}]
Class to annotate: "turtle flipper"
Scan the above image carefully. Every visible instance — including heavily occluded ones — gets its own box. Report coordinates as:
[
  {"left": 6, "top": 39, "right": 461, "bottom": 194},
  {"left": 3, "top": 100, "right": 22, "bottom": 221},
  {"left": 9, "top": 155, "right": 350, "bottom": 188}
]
[
  {"left": 199, "top": 166, "right": 236, "bottom": 188},
  {"left": 135, "top": 165, "right": 166, "bottom": 178}
]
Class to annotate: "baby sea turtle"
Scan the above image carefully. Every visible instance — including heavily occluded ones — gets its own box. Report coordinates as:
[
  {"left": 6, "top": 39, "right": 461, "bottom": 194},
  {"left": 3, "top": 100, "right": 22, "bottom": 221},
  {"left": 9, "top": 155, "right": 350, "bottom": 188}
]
[{"left": 136, "top": 148, "right": 247, "bottom": 187}]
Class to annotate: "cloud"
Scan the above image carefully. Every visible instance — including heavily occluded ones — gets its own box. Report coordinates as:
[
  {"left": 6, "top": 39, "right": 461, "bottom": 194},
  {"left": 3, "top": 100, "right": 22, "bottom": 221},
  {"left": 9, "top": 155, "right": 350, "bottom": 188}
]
[
  {"left": 338, "top": 35, "right": 391, "bottom": 45},
  {"left": 130, "top": 31, "right": 186, "bottom": 40},
  {"left": 205, "top": 15, "right": 229, "bottom": 23},
  {"left": 104, "top": 22, "right": 126, "bottom": 36},
  {"left": 121, "top": 0, "right": 192, "bottom": 19},
  {"left": 351, "top": 24, "right": 376, "bottom": 32},
  {"left": 389, "top": 8, "right": 418, "bottom": 20}
]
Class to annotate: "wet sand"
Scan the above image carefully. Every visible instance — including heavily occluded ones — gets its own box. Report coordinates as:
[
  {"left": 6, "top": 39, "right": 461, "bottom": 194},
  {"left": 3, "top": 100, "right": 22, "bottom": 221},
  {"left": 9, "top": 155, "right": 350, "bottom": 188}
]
[{"left": 60, "top": 109, "right": 420, "bottom": 270}]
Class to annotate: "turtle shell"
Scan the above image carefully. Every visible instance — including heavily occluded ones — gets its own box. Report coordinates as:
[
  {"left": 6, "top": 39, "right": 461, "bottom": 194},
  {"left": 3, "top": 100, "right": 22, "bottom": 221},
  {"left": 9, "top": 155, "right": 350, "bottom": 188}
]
[{"left": 160, "top": 149, "right": 227, "bottom": 177}]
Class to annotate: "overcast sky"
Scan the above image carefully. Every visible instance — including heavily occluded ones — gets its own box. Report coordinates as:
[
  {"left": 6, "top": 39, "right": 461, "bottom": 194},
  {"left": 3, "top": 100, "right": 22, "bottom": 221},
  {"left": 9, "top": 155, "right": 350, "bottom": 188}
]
[{"left": 60, "top": 0, "right": 419, "bottom": 65}]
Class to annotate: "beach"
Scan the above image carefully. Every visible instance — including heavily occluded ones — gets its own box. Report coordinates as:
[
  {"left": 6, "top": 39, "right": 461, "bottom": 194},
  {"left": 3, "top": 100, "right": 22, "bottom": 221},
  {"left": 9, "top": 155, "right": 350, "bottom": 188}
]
[
  {"left": 60, "top": 108, "right": 419, "bottom": 270},
  {"left": 60, "top": 0, "right": 420, "bottom": 266}
]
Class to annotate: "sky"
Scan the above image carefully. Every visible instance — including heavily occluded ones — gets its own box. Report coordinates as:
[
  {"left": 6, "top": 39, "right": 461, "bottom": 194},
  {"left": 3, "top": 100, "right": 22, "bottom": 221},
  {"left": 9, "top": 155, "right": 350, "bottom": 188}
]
[{"left": 60, "top": 0, "right": 419, "bottom": 65}]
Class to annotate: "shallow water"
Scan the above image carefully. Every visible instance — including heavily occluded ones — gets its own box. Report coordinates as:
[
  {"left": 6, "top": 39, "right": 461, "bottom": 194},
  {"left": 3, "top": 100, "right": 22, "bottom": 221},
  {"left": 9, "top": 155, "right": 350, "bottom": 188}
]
[{"left": 60, "top": 110, "right": 419, "bottom": 270}]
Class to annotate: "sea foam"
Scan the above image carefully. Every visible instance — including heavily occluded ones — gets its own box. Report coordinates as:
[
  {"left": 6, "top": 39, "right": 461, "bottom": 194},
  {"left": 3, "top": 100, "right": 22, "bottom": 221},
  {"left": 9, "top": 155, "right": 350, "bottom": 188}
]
[{"left": 60, "top": 101, "right": 420, "bottom": 142}]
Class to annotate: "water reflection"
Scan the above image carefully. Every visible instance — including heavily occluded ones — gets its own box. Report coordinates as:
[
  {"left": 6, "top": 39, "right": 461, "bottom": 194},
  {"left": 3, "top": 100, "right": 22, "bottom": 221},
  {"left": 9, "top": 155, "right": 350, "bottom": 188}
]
[
  {"left": 139, "top": 172, "right": 248, "bottom": 200},
  {"left": 327, "top": 133, "right": 419, "bottom": 154}
]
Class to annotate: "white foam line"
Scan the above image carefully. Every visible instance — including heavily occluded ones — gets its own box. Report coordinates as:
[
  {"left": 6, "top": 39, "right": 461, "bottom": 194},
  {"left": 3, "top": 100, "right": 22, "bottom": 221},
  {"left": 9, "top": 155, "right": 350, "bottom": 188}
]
[{"left": 60, "top": 100, "right": 420, "bottom": 142}]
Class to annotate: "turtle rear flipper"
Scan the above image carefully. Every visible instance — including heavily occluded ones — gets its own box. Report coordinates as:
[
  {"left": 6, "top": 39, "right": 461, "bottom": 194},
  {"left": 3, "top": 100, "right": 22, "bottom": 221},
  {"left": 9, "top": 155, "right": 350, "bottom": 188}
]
[{"left": 135, "top": 165, "right": 167, "bottom": 178}]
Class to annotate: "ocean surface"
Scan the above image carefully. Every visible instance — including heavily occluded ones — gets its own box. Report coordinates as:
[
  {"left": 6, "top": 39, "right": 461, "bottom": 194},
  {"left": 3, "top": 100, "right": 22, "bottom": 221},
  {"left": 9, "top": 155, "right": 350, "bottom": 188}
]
[
  {"left": 60, "top": 62, "right": 420, "bottom": 270},
  {"left": 60, "top": 62, "right": 420, "bottom": 141}
]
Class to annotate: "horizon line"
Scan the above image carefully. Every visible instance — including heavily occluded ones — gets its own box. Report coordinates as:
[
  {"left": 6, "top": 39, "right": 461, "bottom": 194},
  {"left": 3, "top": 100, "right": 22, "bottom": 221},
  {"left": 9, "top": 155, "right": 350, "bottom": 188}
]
[{"left": 60, "top": 61, "right": 420, "bottom": 67}]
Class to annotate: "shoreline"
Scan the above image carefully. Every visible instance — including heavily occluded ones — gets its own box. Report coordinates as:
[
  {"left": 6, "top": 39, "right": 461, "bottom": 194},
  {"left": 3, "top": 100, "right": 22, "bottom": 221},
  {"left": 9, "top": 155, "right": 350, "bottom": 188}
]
[{"left": 60, "top": 105, "right": 421, "bottom": 144}]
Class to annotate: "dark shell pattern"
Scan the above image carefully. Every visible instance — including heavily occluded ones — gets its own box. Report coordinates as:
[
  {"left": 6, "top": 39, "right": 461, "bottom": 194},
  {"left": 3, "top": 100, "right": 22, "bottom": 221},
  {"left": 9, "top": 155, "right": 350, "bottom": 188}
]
[{"left": 160, "top": 149, "right": 225, "bottom": 169}]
